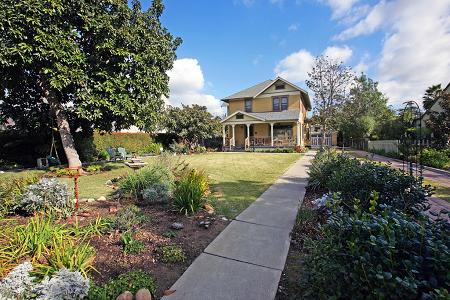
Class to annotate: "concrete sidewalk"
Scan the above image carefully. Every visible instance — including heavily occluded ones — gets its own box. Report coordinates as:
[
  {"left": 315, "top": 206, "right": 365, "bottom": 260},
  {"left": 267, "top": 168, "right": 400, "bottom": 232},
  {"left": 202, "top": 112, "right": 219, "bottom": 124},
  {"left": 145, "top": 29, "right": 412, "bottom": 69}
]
[{"left": 162, "top": 151, "right": 315, "bottom": 300}]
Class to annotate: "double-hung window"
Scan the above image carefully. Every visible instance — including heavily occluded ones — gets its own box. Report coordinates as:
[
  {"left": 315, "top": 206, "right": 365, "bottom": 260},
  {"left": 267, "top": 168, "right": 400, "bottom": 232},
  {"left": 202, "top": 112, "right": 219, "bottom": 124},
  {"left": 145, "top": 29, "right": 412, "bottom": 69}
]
[
  {"left": 273, "top": 96, "right": 288, "bottom": 111},
  {"left": 245, "top": 99, "right": 252, "bottom": 112}
]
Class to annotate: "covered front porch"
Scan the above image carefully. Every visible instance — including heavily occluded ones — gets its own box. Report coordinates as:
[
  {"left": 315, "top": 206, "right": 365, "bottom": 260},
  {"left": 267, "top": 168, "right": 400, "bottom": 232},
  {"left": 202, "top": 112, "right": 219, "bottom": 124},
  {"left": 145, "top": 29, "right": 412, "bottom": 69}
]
[{"left": 222, "top": 121, "right": 305, "bottom": 150}]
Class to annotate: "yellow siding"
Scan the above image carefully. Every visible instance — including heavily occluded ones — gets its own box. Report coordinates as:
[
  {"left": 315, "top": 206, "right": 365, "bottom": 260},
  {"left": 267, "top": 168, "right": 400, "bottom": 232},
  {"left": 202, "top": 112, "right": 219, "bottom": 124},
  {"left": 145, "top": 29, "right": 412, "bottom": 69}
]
[
  {"left": 253, "top": 123, "right": 269, "bottom": 137},
  {"left": 228, "top": 99, "right": 245, "bottom": 115},
  {"left": 227, "top": 94, "right": 304, "bottom": 115}
]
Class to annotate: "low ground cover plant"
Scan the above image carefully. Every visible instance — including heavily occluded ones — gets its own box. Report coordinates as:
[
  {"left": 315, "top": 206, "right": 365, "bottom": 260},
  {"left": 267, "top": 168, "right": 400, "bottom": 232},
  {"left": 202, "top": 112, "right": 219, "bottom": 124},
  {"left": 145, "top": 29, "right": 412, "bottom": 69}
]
[
  {"left": 121, "top": 232, "right": 145, "bottom": 255},
  {"left": 160, "top": 245, "right": 186, "bottom": 263},
  {"left": 87, "top": 269, "right": 156, "bottom": 300},
  {"left": 111, "top": 205, "right": 149, "bottom": 232}
]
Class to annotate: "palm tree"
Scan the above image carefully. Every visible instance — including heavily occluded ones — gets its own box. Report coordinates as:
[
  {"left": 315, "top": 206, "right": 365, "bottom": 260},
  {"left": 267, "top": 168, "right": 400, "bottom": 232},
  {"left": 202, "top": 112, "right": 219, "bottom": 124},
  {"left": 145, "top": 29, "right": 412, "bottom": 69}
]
[{"left": 422, "top": 84, "right": 442, "bottom": 110}]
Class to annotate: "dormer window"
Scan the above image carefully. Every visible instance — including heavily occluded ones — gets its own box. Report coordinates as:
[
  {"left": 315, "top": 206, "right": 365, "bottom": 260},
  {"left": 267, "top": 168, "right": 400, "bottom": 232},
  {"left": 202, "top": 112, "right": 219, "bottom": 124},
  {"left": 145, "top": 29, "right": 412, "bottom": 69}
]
[
  {"left": 275, "top": 84, "right": 285, "bottom": 90},
  {"left": 245, "top": 99, "right": 252, "bottom": 112}
]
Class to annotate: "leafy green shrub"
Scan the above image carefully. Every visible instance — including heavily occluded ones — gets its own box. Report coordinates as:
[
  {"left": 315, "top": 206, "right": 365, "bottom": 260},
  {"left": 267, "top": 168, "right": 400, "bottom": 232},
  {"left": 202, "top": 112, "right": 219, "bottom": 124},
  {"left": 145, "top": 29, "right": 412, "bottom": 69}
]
[
  {"left": 301, "top": 206, "right": 450, "bottom": 299},
  {"left": 141, "top": 183, "right": 170, "bottom": 204},
  {"left": 143, "top": 142, "right": 163, "bottom": 154},
  {"left": 19, "top": 178, "right": 73, "bottom": 217},
  {"left": 309, "top": 152, "right": 430, "bottom": 215},
  {"left": 161, "top": 245, "right": 186, "bottom": 263},
  {"left": 169, "top": 141, "right": 189, "bottom": 154},
  {"left": 97, "top": 150, "right": 110, "bottom": 161},
  {"left": 173, "top": 169, "right": 209, "bottom": 215},
  {"left": 111, "top": 205, "right": 149, "bottom": 232},
  {"left": 193, "top": 145, "right": 207, "bottom": 153},
  {"left": 0, "top": 175, "right": 39, "bottom": 216},
  {"left": 421, "top": 148, "right": 449, "bottom": 169},
  {"left": 119, "top": 162, "right": 173, "bottom": 200},
  {"left": 121, "top": 232, "right": 145, "bottom": 254},
  {"left": 162, "top": 230, "right": 177, "bottom": 239},
  {"left": 87, "top": 270, "right": 156, "bottom": 300}
]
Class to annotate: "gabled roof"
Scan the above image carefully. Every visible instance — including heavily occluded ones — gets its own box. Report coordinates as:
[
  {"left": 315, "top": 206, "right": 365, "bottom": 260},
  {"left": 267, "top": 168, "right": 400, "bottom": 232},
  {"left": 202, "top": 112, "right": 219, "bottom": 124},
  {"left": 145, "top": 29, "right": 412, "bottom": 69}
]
[
  {"left": 221, "top": 110, "right": 300, "bottom": 123},
  {"left": 222, "top": 76, "right": 312, "bottom": 110}
]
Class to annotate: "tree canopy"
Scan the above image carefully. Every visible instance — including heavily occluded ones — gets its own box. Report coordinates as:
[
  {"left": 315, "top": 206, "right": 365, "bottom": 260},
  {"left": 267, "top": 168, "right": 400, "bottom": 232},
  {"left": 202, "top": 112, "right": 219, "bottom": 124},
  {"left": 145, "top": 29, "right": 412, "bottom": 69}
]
[
  {"left": 339, "top": 74, "right": 392, "bottom": 140},
  {"left": 425, "top": 87, "right": 450, "bottom": 148},
  {"left": 0, "top": 0, "right": 181, "bottom": 167},
  {"left": 164, "top": 104, "right": 221, "bottom": 148},
  {"left": 306, "top": 55, "right": 353, "bottom": 145}
]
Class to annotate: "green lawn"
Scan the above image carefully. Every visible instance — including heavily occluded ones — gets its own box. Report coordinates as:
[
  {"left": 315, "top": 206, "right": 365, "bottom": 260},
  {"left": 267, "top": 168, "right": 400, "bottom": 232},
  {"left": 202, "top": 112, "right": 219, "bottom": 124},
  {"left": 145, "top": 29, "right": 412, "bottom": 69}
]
[{"left": 0, "top": 152, "right": 302, "bottom": 217}]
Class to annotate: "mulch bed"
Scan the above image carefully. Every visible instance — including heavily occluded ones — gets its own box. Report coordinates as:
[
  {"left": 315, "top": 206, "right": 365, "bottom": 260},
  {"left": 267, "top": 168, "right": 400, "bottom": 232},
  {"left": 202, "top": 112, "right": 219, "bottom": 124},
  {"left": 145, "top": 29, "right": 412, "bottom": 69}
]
[
  {"left": 275, "top": 187, "right": 325, "bottom": 300},
  {"left": 83, "top": 201, "right": 229, "bottom": 298}
]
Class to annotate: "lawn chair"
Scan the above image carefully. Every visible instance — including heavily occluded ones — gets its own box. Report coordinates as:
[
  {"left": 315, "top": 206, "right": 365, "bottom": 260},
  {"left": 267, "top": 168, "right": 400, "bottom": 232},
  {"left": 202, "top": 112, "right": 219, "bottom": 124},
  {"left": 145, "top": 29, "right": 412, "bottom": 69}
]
[
  {"left": 106, "top": 147, "right": 120, "bottom": 161},
  {"left": 117, "top": 147, "right": 133, "bottom": 160}
]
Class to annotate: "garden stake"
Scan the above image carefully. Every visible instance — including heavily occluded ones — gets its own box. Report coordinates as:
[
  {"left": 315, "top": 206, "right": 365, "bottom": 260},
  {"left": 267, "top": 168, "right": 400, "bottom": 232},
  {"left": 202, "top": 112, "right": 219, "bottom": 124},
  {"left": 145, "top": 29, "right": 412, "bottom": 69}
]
[{"left": 68, "top": 167, "right": 82, "bottom": 211}]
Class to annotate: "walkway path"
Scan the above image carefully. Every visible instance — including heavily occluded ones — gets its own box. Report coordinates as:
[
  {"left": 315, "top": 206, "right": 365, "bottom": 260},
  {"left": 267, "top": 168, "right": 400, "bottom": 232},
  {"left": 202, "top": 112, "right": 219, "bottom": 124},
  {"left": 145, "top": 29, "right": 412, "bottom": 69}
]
[
  {"left": 350, "top": 150, "right": 450, "bottom": 220},
  {"left": 162, "top": 151, "right": 315, "bottom": 300}
]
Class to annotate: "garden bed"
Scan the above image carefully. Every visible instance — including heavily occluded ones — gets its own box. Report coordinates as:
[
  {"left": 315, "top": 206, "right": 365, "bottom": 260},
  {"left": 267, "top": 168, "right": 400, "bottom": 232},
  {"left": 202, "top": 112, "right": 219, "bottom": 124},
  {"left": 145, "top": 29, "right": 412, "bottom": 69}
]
[{"left": 80, "top": 201, "right": 229, "bottom": 298}]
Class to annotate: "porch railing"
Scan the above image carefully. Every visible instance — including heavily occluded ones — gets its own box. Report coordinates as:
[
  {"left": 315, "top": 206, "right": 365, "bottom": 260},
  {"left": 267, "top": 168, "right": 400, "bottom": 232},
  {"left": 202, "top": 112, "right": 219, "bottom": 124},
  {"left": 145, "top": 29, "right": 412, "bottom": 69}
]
[{"left": 249, "top": 137, "right": 296, "bottom": 147}]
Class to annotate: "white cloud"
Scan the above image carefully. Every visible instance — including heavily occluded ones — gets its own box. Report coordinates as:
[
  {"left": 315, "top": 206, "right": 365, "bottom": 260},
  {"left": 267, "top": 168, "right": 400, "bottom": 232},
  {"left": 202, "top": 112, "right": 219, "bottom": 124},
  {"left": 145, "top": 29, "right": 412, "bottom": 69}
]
[
  {"left": 320, "top": 0, "right": 360, "bottom": 19},
  {"left": 167, "top": 58, "right": 224, "bottom": 116},
  {"left": 335, "top": 0, "right": 450, "bottom": 105},
  {"left": 274, "top": 46, "right": 353, "bottom": 82},
  {"left": 274, "top": 50, "right": 315, "bottom": 82},
  {"left": 323, "top": 45, "right": 353, "bottom": 63},
  {"left": 288, "top": 23, "right": 299, "bottom": 31}
]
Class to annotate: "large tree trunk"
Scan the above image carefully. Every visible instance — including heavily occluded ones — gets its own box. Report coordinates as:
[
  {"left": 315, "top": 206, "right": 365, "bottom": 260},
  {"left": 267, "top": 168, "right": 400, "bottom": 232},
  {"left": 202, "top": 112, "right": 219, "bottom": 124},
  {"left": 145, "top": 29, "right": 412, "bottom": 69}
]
[{"left": 45, "top": 88, "right": 82, "bottom": 168}]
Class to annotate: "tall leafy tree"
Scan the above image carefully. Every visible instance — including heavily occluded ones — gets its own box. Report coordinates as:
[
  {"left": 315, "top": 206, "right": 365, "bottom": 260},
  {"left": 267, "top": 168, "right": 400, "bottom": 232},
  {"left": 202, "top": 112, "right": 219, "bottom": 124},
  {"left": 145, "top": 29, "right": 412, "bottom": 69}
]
[
  {"left": 306, "top": 55, "right": 353, "bottom": 146},
  {"left": 339, "top": 74, "right": 391, "bottom": 140},
  {"left": 164, "top": 104, "right": 221, "bottom": 148},
  {"left": 0, "top": 0, "right": 181, "bottom": 167}
]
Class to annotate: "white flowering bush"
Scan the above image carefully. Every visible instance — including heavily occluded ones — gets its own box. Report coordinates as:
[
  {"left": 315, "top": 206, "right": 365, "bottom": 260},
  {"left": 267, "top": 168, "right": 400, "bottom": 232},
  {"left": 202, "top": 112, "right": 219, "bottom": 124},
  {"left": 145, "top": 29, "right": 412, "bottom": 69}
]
[
  {"left": 20, "top": 178, "right": 72, "bottom": 216},
  {"left": 0, "top": 262, "right": 35, "bottom": 300},
  {"left": 34, "top": 268, "right": 90, "bottom": 300},
  {"left": 141, "top": 182, "right": 170, "bottom": 204}
]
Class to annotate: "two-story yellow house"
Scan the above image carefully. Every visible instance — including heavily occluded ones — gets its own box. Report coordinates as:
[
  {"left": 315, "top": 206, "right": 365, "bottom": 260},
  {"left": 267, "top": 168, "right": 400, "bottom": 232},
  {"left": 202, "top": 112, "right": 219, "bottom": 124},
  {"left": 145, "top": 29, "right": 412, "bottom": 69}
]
[{"left": 221, "top": 77, "right": 312, "bottom": 150}]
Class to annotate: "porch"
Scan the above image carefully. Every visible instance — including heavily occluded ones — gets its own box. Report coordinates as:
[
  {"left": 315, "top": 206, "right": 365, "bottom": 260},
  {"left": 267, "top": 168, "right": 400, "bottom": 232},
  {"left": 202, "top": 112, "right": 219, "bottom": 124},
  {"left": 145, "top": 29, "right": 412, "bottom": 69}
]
[{"left": 222, "top": 122, "right": 305, "bottom": 150}]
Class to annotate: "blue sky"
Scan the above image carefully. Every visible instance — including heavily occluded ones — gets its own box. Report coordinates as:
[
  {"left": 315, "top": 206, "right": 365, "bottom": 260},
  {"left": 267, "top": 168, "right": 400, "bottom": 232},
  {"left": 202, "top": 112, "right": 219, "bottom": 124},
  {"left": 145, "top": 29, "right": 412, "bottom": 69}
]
[{"left": 142, "top": 0, "right": 450, "bottom": 114}]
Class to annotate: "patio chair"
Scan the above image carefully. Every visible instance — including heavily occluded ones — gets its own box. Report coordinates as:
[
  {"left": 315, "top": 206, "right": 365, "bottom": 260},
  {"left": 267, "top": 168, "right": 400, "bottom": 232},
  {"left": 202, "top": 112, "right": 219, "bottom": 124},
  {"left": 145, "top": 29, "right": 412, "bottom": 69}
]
[
  {"left": 106, "top": 147, "right": 120, "bottom": 161},
  {"left": 117, "top": 147, "right": 133, "bottom": 160}
]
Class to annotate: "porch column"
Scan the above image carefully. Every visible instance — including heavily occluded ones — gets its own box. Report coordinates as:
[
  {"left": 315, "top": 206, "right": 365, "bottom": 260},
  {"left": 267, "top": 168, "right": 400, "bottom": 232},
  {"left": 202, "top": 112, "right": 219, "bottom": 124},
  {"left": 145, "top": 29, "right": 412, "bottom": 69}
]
[
  {"left": 301, "top": 123, "right": 304, "bottom": 146},
  {"left": 231, "top": 124, "right": 236, "bottom": 146},
  {"left": 222, "top": 125, "right": 226, "bottom": 146},
  {"left": 246, "top": 124, "right": 250, "bottom": 139},
  {"left": 296, "top": 122, "right": 301, "bottom": 146},
  {"left": 270, "top": 123, "right": 274, "bottom": 147}
]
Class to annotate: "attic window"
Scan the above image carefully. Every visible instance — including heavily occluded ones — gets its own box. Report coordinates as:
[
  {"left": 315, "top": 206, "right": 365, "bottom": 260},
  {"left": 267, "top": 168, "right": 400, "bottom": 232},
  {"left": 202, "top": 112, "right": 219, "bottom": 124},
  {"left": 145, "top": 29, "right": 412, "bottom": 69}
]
[
  {"left": 275, "top": 84, "right": 285, "bottom": 90},
  {"left": 236, "top": 113, "right": 244, "bottom": 119}
]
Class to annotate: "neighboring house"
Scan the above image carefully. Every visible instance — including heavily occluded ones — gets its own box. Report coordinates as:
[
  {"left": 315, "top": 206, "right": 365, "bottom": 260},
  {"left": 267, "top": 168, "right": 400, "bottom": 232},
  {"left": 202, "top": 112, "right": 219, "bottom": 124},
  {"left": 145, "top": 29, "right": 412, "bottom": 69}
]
[
  {"left": 419, "top": 81, "right": 449, "bottom": 128},
  {"left": 221, "top": 77, "right": 311, "bottom": 149},
  {"left": 305, "top": 123, "right": 338, "bottom": 148}
]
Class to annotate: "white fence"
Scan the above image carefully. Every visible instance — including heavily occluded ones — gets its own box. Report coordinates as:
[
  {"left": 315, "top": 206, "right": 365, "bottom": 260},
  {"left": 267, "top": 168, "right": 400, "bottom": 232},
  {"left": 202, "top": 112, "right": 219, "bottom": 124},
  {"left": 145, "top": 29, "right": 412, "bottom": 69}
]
[{"left": 311, "top": 136, "right": 332, "bottom": 147}]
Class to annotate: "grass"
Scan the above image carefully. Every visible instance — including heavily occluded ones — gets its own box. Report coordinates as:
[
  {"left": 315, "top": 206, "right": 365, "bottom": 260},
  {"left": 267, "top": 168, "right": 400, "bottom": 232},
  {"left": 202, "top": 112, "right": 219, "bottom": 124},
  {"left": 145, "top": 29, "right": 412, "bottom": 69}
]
[
  {"left": 423, "top": 179, "right": 450, "bottom": 203},
  {"left": 180, "top": 152, "right": 301, "bottom": 217},
  {"left": 0, "top": 153, "right": 302, "bottom": 217}
]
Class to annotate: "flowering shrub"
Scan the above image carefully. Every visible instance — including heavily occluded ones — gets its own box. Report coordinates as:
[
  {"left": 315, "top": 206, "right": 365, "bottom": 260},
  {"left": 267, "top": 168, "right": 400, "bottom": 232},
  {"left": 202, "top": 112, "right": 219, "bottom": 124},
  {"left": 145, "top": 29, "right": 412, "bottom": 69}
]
[
  {"left": 0, "top": 262, "right": 35, "bottom": 299},
  {"left": 19, "top": 178, "right": 72, "bottom": 217},
  {"left": 35, "top": 268, "right": 90, "bottom": 300}
]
